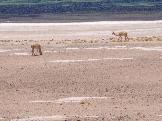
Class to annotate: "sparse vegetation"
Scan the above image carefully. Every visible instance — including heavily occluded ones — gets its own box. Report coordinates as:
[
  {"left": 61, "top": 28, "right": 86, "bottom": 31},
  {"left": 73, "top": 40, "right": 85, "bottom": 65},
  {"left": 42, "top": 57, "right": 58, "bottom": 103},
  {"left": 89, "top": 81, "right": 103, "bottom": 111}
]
[{"left": 110, "top": 36, "right": 162, "bottom": 42}]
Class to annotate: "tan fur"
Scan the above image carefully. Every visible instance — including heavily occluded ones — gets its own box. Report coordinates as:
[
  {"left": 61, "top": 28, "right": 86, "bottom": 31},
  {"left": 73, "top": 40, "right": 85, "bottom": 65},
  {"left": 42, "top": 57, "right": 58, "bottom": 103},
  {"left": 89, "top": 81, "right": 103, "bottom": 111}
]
[
  {"left": 31, "top": 44, "right": 42, "bottom": 56},
  {"left": 112, "top": 31, "right": 129, "bottom": 41}
]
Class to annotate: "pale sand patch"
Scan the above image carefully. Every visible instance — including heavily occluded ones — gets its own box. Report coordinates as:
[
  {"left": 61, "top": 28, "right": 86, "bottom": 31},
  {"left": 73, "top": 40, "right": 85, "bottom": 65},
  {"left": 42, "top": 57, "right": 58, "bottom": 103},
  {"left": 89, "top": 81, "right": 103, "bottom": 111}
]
[
  {"left": 13, "top": 53, "right": 30, "bottom": 56},
  {"left": 0, "top": 49, "right": 11, "bottom": 52},
  {"left": 66, "top": 46, "right": 162, "bottom": 51},
  {"left": 13, "top": 49, "right": 23, "bottom": 51},
  {"left": 49, "top": 57, "right": 133, "bottom": 63},
  {"left": 29, "top": 100, "right": 56, "bottom": 103},
  {"left": 85, "top": 47, "right": 104, "bottom": 50},
  {"left": 55, "top": 97, "right": 108, "bottom": 103},
  {"left": 84, "top": 46, "right": 162, "bottom": 51},
  {"left": 115, "top": 46, "right": 127, "bottom": 48},
  {"left": 85, "top": 47, "right": 127, "bottom": 50},
  {"left": 0, "top": 20, "right": 162, "bottom": 40},
  {"left": 66, "top": 48, "right": 80, "bottom": 50},
  {"left": 1, "top": 20, "right": 162, "bottom": 26},
  {"left": 11, "top": 115, "right": 68, "bottom": 121},
  {"left": 49, "top": 59, "right": 85, "bottom": 63},
  {"left": 44, "top": 50, "right": 57, "bottom": 53},
  {"left": 103, "top": 57, "right": 133, "bottom": 60},
  {"left": 30, "top": 97, "right": 108, "bottom": 104},
  {"left": 87, "top": 59, "right": 101, "bottom": 61},
  {"left": 130, "top": 47, "right": 162, "bottom": 51},
  {"left": 11, "top": 115, "right": 99, "bottom": 121}
]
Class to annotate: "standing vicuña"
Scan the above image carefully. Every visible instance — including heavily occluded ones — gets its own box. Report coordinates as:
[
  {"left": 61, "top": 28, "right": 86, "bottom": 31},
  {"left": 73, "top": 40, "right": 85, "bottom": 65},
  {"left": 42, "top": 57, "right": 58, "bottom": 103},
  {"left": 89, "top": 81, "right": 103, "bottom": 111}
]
[
  {"left": 31, "top": 44, "right": 42, "bottom": 56},
  {"left": 112, "top": 31, "right": 129, "bottom": 41}
]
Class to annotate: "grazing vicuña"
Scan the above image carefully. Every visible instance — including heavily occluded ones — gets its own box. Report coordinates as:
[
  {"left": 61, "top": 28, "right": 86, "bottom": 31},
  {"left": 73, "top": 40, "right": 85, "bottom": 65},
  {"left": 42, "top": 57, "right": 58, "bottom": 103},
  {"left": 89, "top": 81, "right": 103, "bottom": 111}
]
[
  {"left": 112, "top": 31, "right": 129, "bottom": 41},
  {"left": 31, "top": 44, "right": 42, "bottom": 56}
]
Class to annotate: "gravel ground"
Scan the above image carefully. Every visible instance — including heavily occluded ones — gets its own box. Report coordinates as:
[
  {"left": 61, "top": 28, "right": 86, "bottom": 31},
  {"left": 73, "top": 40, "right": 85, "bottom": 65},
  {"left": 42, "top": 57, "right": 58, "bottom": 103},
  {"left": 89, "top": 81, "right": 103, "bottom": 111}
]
[{"left": 0, "top": 21, "right": 162, "bottom": 121}]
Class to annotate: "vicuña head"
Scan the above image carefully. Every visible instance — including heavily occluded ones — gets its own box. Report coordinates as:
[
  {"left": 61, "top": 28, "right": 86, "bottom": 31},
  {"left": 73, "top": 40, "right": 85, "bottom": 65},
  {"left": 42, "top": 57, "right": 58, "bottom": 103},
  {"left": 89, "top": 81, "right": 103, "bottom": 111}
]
[
  {"left": 112, "top": 32, "right": 115, "bottom": 35},
  {"left": 31, "top": 44, "right": 42, "bottom": 56}
]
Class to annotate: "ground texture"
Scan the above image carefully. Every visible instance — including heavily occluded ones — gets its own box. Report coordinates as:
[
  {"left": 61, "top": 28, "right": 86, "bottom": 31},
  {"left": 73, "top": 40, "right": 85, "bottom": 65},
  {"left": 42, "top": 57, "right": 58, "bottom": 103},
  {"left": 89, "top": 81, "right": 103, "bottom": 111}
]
[{"left": 0, "top": 21, "right": 162, "bottom": 121}]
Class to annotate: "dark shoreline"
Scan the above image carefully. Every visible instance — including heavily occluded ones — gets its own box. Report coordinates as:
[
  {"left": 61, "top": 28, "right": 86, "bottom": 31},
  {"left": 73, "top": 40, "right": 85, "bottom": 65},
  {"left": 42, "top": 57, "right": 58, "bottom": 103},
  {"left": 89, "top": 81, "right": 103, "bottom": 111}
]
[{"left": 1, "top": 11, "right": 162, "bottom": 23}]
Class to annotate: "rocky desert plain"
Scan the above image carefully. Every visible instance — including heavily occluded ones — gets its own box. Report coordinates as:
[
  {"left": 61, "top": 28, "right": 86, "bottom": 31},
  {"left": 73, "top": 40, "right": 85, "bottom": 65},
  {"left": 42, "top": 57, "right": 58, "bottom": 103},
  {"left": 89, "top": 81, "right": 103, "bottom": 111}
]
[{"left": 0, "top": 21, "right": 162, "bottom": 121}]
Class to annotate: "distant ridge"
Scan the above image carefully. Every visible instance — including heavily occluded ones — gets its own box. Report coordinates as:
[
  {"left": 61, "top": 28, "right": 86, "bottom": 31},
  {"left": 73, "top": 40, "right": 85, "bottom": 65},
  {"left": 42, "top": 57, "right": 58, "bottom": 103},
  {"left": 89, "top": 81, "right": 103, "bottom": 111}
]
[{"left": 0, "top": 0, "right": 162, "bottom": 14}]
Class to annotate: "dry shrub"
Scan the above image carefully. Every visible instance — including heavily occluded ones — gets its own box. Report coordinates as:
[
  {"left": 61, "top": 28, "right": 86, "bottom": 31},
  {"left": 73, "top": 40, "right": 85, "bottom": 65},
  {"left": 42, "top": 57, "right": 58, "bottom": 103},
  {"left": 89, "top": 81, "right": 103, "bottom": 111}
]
[{"left": 80, "top": 100, "right": 91, "bottom": 106}]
